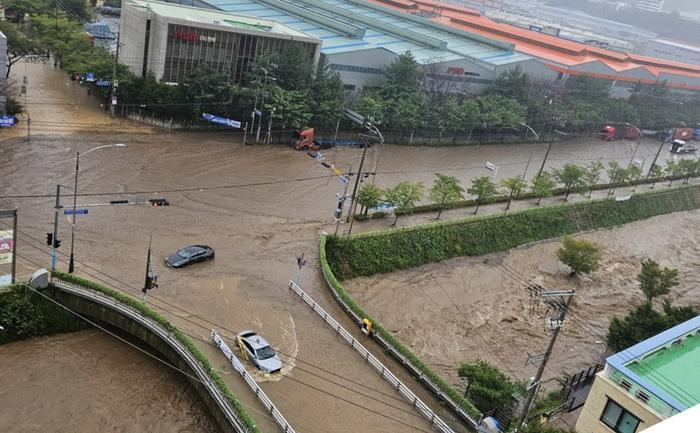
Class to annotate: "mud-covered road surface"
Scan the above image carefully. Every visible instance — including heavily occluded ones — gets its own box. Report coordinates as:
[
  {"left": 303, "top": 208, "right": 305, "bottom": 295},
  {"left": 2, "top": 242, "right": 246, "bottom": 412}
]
[
  {"left": 344, "top": 210, "right": 700, "bottom": 387},
  {"left": 0, "top": 330, "right": 218, "bottom": 433},
  {"left": 2, "top": 59, "right": 698, "bottom": 433}
]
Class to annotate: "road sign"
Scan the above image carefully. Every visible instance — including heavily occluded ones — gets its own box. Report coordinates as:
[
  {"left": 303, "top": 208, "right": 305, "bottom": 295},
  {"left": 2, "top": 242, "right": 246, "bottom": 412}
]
[
  {"left": 85, "top": 72, "right": 95, "bottom": 82},
  {"left": 632, "top": 158, "right": 644, "bottom": 167},
  {"left": 0, "top": 116, "right": 17, "bottom": 127},
  {"left": 615, "top": 194, "right": 632, "bottom": 202},
  {"left": 315, "top": 152, "right": 324, "bottom": 161},
  {"left": 485, "top": 161, "right": 497, "bottom": 172},
  {"left": 64, "top": 208, "right": 89, "bottom": 216},
  {"left": 202, "top": 113, "right": 241, "bottom": 128},
  {"left": 96, "top": 79, "right": 112, "bottom": 87},
  {"left": 339, "top": 175, "right": 349, "bottom": 184}
]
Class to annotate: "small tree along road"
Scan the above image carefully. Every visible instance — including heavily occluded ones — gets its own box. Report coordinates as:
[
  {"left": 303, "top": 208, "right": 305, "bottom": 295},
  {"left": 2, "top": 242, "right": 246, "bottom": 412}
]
[
  {"left": 385, "top": 181, "right": 424, "bottom": 225},
  {"left": 467, "top": 176, "right": 498, "bottom": 215},
  {"left": 555, "top": 163, "right": 587, "bottom": 200},
  {"left": 531, "top": 172, "right": 556, "bottom": 205},
  {"left": 500, "top": 176, "right": 526, "bottom": 212},
  {"left": 556, "top": 236, "right": 602, "bottom": 277},
  {"left": 356, "top": 184, "right": 384, "bottom": 216},
  {"left": 429, "top": 173, "right": 464, "bottom": 219}
]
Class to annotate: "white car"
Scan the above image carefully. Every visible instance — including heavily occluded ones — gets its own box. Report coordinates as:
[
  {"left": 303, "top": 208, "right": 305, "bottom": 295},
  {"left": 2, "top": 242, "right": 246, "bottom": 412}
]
[{"left": 237, "top": 331, "right": 282, "bottom": 373}]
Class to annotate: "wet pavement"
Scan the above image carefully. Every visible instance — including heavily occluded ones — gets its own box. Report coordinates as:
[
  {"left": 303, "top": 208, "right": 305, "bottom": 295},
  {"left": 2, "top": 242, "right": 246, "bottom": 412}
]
[{"left": 2, "top": 59, "right": 698, "bottom": 433}]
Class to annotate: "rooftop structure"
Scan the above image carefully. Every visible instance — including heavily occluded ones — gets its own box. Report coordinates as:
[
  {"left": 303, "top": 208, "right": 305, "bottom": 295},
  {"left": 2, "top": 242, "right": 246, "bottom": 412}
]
[
  {"left": 195, "top": 0, "right": 553, "bottom": 92},
  {"left": 636, "top": 0, "right": 665, "bottom": 13},
  {"left": 576, "top": 316, "right": 700, "bottom": 433},
  {"left": 370, "top": 0, "right": 700, "bottom": 91},
  {"left": 644, "top": 39, "right": 700, "bottom": 66}
]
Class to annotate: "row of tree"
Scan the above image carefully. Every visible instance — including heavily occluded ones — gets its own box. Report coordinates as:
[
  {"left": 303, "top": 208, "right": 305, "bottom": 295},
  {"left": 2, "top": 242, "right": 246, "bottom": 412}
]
[{"left": 356, "top": 158, "right": 700, "bottom": 224}]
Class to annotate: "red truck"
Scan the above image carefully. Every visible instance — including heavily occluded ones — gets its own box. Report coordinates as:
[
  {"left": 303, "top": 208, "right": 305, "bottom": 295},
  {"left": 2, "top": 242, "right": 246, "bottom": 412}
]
[
  {"left": 599, "top": 124, "right": 641, "bottom": 141},
  {"left": 671, "top": 128, "right": 695, "bottom": 141}
]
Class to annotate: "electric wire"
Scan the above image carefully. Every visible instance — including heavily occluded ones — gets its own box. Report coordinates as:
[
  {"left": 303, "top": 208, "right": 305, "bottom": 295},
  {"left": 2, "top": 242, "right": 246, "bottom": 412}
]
[{"left": 4, "top": 224, "right": 458, "bottom": 424}]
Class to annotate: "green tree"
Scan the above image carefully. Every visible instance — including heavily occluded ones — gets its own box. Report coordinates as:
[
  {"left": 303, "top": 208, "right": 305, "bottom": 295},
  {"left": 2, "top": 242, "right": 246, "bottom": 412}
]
[
  {"left": 0, "top": 21, "right": 41, "bottom": 78},
  {"left": 555, "top": 163, "right": 587, "bottom": 200},
  {"left": 309, "top": 55, "right": 344, "bottom": 125},
  {"left": 637, "top": 259, "right": 679, "bottom": 304},
  {"left": 385, "top": 181, "right": 424, "bottom": 225},
  {"left": 556, "top": 236, "right": 602, "bottom": 277},
  {"left": 477, "top": 94, "right": 527, "bottom": 127},
  {"left": 356, "top": 184, "right": 384, "bottom": 216},
  {"left": 665, "top": 160, "right": 683, "bottom": 186},
  {"left": 265, "top": 86, "right": 312, "bottom": 129},
  {"left": 491, "top": 66, "right": 530, "bottom": 105},
  {"left": 467, "top": 176, "right": 498, "bottom": 215},
  {"left": 3, "top": 0, "right": 43, "bottom": 22},
  {"left": 584, "top": 161, "right": 604, "bottom": 198},
  {"left": 356, "top": 93, "right": 387, "bottom": 124},
  {"left": 607, "top": 303, "right": 673, "bottom": 352},
  {"left": 678, "top": 158, "right": 699, "bottom": 184},
  {"left": 458, "top": 360, "right": 516, "bottom": 413},
  {"left": 606, "top": 161, "right": 627, "bottom": 195},
  {"left": 383, "top": 51, "right": 422, "bottom": 94},
  {"left": 661, "top": 299, "right": 698, "bottom": 326},
  {"left": 531, "top": 172, "right": 556, "bottom": 205},
  {"left": 628, "top": 164, "right": 643, "bottom": 192},
  {"left": 500, "top": 176, "right": 526, "bottom": 211},
  {"left": 649, "top": 164, "right": 664, "bottom": 189},
  {"left": 429, "top": 173, "right": 464, "bottom": 219}
]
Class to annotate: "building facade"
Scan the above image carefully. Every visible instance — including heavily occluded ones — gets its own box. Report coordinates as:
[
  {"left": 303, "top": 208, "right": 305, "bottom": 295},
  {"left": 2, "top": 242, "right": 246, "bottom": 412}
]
[
  {"left": 643, "top": 39, "right": 700, "bottom": 67},
  {"left": 119, "top": 0, "right": 321, "bottom": 83},
  {"left": 576, "top": 316, "right": 700, "bottom": 433}
]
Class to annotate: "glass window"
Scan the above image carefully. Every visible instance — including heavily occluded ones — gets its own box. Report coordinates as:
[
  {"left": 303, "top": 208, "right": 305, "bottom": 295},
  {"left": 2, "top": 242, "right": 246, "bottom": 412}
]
[{"left": 601, "top": 399, "right": 641, "bottom": 433}]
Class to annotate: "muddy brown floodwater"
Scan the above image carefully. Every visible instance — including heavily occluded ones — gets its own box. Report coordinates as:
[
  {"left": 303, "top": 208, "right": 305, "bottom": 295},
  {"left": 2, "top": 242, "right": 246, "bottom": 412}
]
[
  {"left": 3, "top": 59, "right": 699, "bottom": 433},
  {"left": 344, "top": 210, "right": 700, "bottom": 387},
  {"left": 0, "top": 330, "right": 218, "bottom": 433}
]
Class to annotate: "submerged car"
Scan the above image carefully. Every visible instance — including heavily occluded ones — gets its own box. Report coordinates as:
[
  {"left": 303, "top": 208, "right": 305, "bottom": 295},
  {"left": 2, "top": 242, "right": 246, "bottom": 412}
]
[
  {"left": 237, "top": 330, "right": 282, "bottom": 373},
  {"left": 164, "top": 245, "right": 214, "bottom": 268}
]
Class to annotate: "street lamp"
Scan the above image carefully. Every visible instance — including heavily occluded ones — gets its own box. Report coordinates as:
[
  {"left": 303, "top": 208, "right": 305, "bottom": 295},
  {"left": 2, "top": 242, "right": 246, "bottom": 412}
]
[
  {"left": 624, "top": 123, "right": 643, "bottom": 169},
  {"left": 68, "top": 143, "right": 127, "bottom": 273},
  {"left": 536, "top": 128, "right": 567, "bottom": 179}
]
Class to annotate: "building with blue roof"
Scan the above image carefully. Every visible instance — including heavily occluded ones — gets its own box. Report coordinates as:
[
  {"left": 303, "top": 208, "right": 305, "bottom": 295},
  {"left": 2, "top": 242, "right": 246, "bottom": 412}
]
[
  {"left": 576, "top": 315, "right": 700, "bottom": 433},
  {"left": 123, "top": 0, "right": 554, "bottom": 92}
]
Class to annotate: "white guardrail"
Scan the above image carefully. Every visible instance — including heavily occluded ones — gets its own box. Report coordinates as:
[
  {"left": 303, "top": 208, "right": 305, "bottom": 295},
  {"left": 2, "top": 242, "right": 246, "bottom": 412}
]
[
  {"left": 52, "top": 278, "right": 250, "bottom": 433},
  {"left": 319, "top": 259, "right": 482, "bottom": 429},
  {"left": 288, "top": 280, "right": 457, "bottom": 433},
  {"left": 211, "top": 330, "right": 296, "bottom": 433}
]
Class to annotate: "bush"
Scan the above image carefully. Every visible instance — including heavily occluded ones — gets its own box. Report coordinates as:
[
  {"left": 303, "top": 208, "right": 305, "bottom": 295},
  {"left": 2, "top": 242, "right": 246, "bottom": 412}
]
[
  {"left": 0, "top": 285, "right": 88, "bottom": 345},
  {"left": 327, "top": 185, "right": 700, "bottom": 280},
  {"left": 458, "top": 360, "right": 517, "bottom": 412},
  {"left": 556, "top": 236, "right": 602, "bottom": 277}
]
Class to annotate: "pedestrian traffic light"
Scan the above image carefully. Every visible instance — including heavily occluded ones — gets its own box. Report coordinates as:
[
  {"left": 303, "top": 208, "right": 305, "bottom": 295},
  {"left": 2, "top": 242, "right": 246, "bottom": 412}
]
[{"left": 46, "top": 232, "right": 53, "bottom": 246}]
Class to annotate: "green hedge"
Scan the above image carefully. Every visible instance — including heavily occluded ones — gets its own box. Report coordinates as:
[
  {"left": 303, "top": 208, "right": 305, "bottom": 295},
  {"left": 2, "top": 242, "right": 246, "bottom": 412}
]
[
  {"left": 319, "top": 236, "right": 483, "bottom": 421},
  {"left": 0, "top": 285, "right": 89, "bottom": 345},
  {"left": 52, "top": 272, "right": 260, "bottom": 433},
  {"left": 331, "top": 185, "right": 700, "bottom": 279}
]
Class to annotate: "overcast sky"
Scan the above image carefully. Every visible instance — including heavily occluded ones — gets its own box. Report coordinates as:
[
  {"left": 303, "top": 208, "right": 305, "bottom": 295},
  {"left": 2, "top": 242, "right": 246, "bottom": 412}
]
[{"left": 664, "top": 0, "right": 699, "bottom": 12}]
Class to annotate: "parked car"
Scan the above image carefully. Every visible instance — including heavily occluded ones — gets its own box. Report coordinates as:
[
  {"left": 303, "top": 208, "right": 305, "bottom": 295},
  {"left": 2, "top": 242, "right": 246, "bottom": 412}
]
[
  {"left": 670, "top": 140, "right": 697, "bottom": 154},
  {"left": 164, "top": 245, "right": 214, "bottom": 268},
  {"left": 237, "top": 331, "right": 282, "bottom": 373}
]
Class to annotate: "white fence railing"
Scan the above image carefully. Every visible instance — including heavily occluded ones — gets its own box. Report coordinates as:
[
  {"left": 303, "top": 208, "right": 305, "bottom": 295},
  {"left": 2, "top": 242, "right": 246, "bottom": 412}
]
[
  {"left": 211, "top": 331, "right": 296, "bottom": 433},
  {"left": 288, "top": 280, "right": 456, "bottom": 433},
  {"left": 52, "top": 278, "right": 250, "bottom": 433}
]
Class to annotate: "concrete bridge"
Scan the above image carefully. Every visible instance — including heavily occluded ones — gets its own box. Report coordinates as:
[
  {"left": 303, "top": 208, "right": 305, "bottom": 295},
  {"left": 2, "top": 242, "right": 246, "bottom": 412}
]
[{"left": 50, "top": 276, "right": 252, "bottom": 433}]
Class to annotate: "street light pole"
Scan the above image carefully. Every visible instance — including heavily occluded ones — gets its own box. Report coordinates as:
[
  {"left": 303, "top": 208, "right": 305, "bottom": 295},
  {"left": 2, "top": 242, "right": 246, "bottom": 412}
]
[
  {"left": 68, "top": 144, "right": 126, "bottom": 274},
  {"left": 625, "top": 123, "right": 643, "bottom": 169}
]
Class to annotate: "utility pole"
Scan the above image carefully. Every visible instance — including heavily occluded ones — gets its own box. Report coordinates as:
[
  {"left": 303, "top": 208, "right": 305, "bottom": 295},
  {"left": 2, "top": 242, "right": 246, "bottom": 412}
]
[
  {"left": 536, "top": 123, "right": 555, "bottom": 179},
  {"left": 110, "top": 31, "right": 121, "bottom": 118},
  {"left": 142, "top": 233, "right": 157, "bottom": 303},
  {"left": 345, "top": 142, "right": 369, "bottom": 236},
  {"left": 515, "top": 289, "right": 575, "bottom": 432},
  {"left": 334, "top": 164, "right": 352, "bottom": 236},
  {"left": 51, "top": 185, "right": 61, "bottom": 271},
  {"left": 647, "top": 138, "right": 667, "bottom": 179},
  {"left": 22, "top": 66, "right": 30, "bottom": 141}
]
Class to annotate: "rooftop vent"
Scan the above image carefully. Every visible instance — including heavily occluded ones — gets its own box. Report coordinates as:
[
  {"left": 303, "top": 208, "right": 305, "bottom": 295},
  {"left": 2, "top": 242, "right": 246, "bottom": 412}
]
[
  {"left": 619, "top": 378, "right": 633, "bottom": 391},
  {"left": 636, "top": 390, "right": 651, "bottom": 404}
]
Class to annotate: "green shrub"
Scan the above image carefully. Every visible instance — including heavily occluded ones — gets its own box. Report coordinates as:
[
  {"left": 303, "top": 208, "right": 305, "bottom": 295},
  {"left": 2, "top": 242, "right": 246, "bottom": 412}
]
[
  {"left": 328, "top": 185, "right": 700, "bottom": 280},
  {"left": 0, "top": 285, "right": 88, "bottom": 345},
  {"left": 52, "top": 272, "right": 260, "bottom": 433}
]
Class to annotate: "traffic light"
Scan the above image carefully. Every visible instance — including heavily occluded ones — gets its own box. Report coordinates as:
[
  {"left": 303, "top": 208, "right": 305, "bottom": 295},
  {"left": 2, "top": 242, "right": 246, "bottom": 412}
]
[
  {"left": 46, "top": 232, "right": 53, "bottom": 246},
  {"left": 148, "top": 198, "right": 169, "bottom": 207},
  {"left": 54, "top": 238, "right": 62, "bottom": 249},
  {"left": 143, "top": 271, "right": 158, "bottom": 293}
]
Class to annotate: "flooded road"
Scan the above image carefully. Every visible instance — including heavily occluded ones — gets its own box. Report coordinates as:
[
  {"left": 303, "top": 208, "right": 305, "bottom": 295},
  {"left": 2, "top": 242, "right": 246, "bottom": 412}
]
[
  {"left": 0, "top": 330, "right": 218, "bottom": 433},
  {"left": 2, "top": 59, "right": 698, "bottom": 433}
]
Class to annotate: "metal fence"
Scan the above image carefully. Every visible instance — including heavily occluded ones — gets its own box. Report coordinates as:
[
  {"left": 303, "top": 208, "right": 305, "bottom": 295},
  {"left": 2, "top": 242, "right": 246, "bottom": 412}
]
[
  {"left": 211, "top": 331, "right": 296, "bottom": 433},
  {"left": 318, "top": 257, "right": 482, "bottom": 429},
  {"left": 52, "top": 278, "right": 251, "bottom": 433},
  {"left": 288, "top": 280, "right": 457, "bottom": 433}
]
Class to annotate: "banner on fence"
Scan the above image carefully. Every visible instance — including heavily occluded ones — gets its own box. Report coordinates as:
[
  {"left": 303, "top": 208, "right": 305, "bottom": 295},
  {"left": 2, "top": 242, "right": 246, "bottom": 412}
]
[{"left": 202, "top": 113, "right": 241, "bottom": 128}]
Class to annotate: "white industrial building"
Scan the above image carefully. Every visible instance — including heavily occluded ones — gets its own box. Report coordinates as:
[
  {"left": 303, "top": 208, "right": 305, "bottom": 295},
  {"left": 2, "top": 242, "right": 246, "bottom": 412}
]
[
  {"left": 643, "top": 39, "right": 700, "bottom": 67},
  {"left": 119, "top": 0, "right": 321, "bottom": 83},
  {"left": 636, "top": 0, "right": 665, "bottom": 13}
]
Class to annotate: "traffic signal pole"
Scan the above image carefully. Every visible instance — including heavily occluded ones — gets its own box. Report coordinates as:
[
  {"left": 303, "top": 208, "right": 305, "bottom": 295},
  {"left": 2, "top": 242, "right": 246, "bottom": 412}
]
[{"left": 51, "top": 184, "right": 61, "bottom": 271}]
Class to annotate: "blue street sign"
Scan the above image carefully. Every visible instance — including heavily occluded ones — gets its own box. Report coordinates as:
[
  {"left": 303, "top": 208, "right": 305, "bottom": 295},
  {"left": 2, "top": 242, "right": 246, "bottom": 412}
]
[
  {"left": 202, "top": 113, "right": 242, "bottom": 128},
  {"left": 0, "top": 115, "right": 17, "bottom": 127},
  {"left": 85, "top": 72, "right": 95, "bottom": 82},
  {"left": 339, "top": 175, "right": 349, "bottom": 184},
  {"left": 96, "top": 79, "right": 112, "bottom": 87},
  {"left": 64, "top": 208, "right": 89, "bottom": 216}
]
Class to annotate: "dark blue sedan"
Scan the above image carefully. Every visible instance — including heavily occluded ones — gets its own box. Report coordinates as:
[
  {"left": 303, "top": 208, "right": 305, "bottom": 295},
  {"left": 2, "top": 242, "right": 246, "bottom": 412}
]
[{"left": 165, "top": 245, "right": 215, "bottom": 268}]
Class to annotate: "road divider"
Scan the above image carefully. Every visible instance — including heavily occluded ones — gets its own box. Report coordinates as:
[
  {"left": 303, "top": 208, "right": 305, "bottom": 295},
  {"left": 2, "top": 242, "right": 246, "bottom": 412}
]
[{"left": 288, "top": 280, "right": 457, "bottom": 433}]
